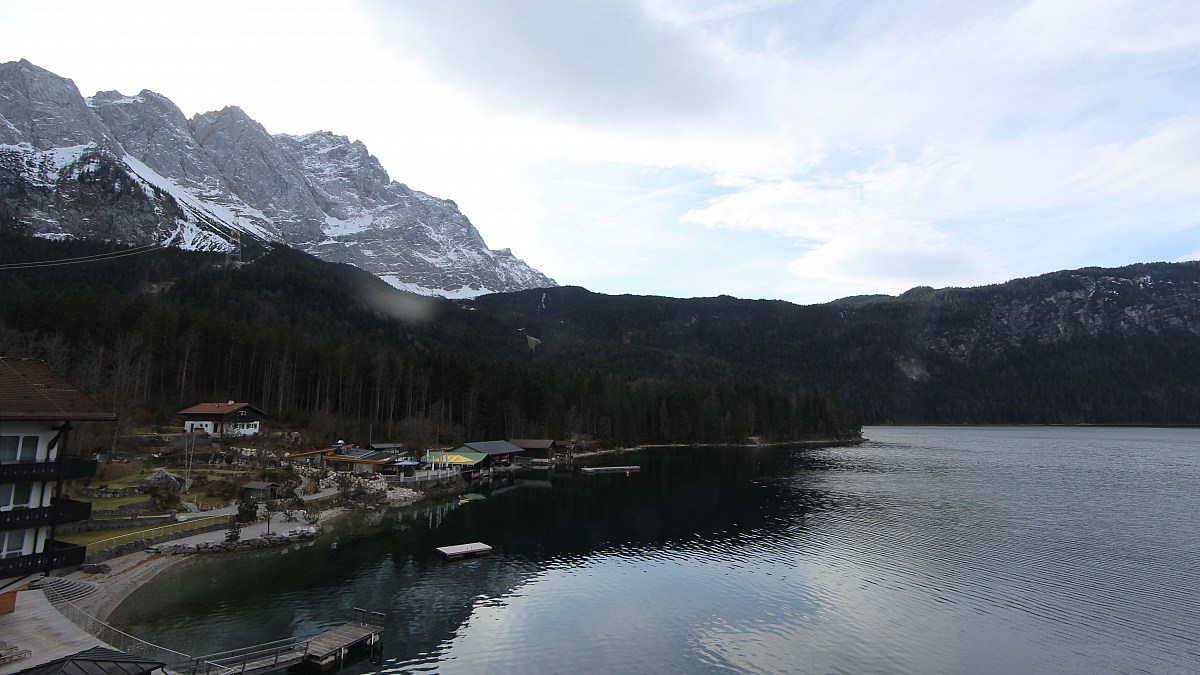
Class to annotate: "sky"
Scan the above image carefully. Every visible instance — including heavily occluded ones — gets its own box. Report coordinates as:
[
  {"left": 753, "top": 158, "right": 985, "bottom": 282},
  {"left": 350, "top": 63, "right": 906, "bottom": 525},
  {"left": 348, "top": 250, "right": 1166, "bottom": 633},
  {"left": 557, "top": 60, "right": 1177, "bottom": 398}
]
[{"left": 2, "top": 0, "right": 1199, "bottom": 304}]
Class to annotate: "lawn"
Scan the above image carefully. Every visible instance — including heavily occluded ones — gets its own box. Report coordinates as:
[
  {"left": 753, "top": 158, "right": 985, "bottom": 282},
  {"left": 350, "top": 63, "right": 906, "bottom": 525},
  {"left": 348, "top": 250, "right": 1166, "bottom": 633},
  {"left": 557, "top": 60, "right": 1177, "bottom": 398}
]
[
  {"left": 178, "top": 491, "right": 231, "bottom": 510},
  {"left": 57, "top": 524, "right": 164, "bottom": 547},
  {"left": 58, "top": 515, "right": 229, "bottom": 551},
  {"left": 73, "top": 493, "right": 155, "bottom": 512},
  {"left": 91, "top": 461, "right": 156, "bottom": 488}
]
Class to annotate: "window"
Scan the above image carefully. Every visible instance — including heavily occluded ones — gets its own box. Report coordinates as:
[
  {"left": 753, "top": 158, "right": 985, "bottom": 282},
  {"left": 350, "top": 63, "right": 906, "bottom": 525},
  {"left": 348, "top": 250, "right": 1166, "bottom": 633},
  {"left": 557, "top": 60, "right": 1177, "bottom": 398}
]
[
  {"left": 0, "top": 435, "right": 39, "bottom": 463},
  {"left": 0, "top": 483, "right": 33, "bottom": 510},
  {"left": 0, "top": 529, "right": 26, "bottom": 558}
]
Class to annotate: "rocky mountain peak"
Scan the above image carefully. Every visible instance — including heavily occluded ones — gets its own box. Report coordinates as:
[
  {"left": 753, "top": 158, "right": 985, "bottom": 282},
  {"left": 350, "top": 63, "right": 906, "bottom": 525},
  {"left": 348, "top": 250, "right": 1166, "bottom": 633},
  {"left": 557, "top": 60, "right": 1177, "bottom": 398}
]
[
  {"left": 0, "top": 60, "right": 556, "bottom": 297},
  {"left": 89, "top": 88, "right": 229, "bottom": 198},
  {"left": 0, "top": 59, "right": 119, "bottom": 151}
]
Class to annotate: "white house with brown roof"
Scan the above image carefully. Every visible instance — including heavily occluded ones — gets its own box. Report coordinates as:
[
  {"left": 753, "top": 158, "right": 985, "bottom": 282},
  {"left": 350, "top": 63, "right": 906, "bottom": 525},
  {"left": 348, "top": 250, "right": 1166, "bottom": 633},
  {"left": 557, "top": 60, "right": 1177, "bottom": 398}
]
[
  {"left": 0, "top": 358, "right": 110, "bottom": 607},
  {"left": 177, "top": 401, "right": 267, "bottom": 437}
]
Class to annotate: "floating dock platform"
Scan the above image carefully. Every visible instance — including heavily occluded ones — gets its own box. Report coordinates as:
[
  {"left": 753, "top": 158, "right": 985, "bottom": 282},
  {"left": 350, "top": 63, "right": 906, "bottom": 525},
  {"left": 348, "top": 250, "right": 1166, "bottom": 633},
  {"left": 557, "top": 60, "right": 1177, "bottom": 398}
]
[
  {"left": 437, "top": 542, "right": 493, "bottom": 560},
  {"left": 581, "top": 465, "right": 641, "bottom": 474}
]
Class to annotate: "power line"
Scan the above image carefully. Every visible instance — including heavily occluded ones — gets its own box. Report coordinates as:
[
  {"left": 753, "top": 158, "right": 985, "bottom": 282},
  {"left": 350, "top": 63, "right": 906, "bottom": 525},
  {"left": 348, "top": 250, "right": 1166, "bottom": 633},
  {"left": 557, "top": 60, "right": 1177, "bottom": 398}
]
[{"left": 0, "top": 242, "right": 166, "bottom": 270}]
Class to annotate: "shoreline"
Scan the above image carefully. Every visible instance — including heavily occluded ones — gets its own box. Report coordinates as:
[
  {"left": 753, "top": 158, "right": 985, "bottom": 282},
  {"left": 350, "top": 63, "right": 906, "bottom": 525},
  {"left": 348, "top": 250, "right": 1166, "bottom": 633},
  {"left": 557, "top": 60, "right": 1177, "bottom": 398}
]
[
  {"left": 46, "top": 435, "right": 861, "bottom": 656},
  {"left": 63, "top": 505, "right": 353, "bottom": 624},
  {"left": 574, "top": 435, "right": 864, "bottom": 458}
]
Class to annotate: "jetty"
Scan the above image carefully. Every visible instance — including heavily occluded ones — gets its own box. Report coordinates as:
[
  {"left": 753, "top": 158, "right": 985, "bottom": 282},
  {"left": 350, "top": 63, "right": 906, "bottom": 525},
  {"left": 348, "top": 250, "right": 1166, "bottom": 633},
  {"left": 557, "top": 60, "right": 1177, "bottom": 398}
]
[
  {"left": 186, "top": 609, "right": 384, "bottom": 674},
  {"left": 436, "top": 542, "right": 492, "bottom": 560},
  {"left": 580, "top": 465, "right": 640, "bottom": 474}
]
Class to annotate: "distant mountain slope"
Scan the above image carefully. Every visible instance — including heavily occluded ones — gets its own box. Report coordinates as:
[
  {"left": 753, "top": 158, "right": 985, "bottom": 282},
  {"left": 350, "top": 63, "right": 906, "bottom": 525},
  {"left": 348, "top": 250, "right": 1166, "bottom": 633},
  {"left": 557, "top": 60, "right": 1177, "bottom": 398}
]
[
  {"left": 0, "top": 232, "right": 855, "bottom": 446},
  {"left": 0, "top": 59, "right": 554, "bottom": 297},
  {"left": 2, "top": 231, "right": 1197, "bottom": 433},
  {"left": 462, "top": 262, "right": 1200, "bottom": 424}
]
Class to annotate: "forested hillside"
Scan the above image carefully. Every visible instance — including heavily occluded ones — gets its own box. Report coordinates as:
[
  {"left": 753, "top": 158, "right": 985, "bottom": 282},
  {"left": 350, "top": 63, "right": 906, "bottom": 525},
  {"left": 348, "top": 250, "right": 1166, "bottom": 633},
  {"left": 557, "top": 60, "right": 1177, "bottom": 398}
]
[
  {"left": 465, "top": 265, "right": 1200, "bottom": 425},
  {"left": 5, "top": 233, "right": 1198, "bottom": 444},
  {"left": 0, "top": 233, "right": 857, "bottom": 447}
]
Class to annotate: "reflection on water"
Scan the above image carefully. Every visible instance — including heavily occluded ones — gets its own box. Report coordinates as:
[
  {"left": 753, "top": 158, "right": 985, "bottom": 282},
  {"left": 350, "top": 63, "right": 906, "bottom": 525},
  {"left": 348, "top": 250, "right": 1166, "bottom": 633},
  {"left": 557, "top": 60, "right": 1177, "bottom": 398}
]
[{"left": 110, "top": 428, "right": 1200, "bottom": 673}]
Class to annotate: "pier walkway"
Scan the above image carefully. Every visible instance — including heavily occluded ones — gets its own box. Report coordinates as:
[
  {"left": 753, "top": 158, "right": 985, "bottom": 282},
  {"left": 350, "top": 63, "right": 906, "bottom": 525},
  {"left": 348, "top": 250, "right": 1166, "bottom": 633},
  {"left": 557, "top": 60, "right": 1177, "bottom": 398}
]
[
  {"left": 186, "top": 609, "right": 385, "bottom": 675},
  {"left": 26, "top": 578, "right": 383, "bottom": 675}
]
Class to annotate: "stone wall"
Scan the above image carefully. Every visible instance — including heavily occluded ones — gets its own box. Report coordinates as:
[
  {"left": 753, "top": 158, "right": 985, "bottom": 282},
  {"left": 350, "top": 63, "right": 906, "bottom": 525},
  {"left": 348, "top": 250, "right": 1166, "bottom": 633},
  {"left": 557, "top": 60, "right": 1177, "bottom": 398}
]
[
  {"left": 91, "top": 502, "right": 154, "bottom": 517},
  {"left": 148, "top": 527, "right": 320, "bottom": 554},
  {"left": 57, "top": 514, "right": 175, "bottom": 535},
  {"left": 83, "top": 520, "right": 230, "bottom": 564},
  {"left": 76, "top": 485, "right": 146, "bottom": 498}
]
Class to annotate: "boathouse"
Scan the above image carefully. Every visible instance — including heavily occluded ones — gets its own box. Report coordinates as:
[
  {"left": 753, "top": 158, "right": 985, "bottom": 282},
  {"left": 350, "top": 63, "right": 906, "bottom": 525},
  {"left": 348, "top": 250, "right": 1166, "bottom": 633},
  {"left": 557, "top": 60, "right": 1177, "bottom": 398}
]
[
  {"left": 452, "top": 441, "right": 525, "bottom": 468},
  {"left": 509, "top": 439, "right": 560, "bottom": 461},
  {"left": 422, "top": 450, "right": 487, "bottom": 479}
]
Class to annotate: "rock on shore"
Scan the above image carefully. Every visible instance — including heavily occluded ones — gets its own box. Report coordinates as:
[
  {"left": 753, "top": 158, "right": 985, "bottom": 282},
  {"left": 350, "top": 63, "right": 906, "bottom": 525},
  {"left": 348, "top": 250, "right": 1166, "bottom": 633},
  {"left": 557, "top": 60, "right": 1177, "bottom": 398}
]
[{"left": 147, "top": 527, "right": 320, "bottom": 554}]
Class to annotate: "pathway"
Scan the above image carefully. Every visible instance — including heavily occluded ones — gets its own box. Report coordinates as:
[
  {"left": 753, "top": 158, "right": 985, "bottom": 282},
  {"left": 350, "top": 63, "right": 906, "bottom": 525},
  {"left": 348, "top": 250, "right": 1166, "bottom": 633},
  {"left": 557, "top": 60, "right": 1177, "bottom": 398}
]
[{"left": 0, "top": 487, "right": 344, "bottom": 672}]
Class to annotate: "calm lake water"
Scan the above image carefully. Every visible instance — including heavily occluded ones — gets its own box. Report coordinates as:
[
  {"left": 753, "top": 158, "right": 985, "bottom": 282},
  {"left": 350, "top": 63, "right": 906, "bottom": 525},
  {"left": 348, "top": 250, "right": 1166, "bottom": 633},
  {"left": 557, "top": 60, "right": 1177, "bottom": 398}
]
[{"left": 109, "top": 427, "right": 1200, "bottom": 673}]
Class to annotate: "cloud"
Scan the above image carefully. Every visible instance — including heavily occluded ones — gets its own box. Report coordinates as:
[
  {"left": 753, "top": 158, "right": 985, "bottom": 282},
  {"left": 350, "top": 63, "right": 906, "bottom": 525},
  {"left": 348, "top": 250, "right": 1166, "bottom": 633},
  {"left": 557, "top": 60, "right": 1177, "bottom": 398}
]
[
  {"left": 680, "top": 169, "right": 975, "bottom": 295},
  {"left": 360, "top": 0, "right": 743, "bottom": 126},
  {"left": 6, "top": 0, "right": 1200, "bottom": 303},
  {"left": 1073, "top": 116, "right": 1200, "bottom": 201}
]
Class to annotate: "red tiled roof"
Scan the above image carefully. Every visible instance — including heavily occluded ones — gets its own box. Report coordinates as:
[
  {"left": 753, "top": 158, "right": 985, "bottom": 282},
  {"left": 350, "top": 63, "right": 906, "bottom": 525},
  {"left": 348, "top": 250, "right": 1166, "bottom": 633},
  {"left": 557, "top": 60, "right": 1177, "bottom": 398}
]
[
  {"left": 177, "top": 401, "right": 267, "bottom": 417},
  {"left": 0, "top": 358, "right": 116, "bottom": 422}
]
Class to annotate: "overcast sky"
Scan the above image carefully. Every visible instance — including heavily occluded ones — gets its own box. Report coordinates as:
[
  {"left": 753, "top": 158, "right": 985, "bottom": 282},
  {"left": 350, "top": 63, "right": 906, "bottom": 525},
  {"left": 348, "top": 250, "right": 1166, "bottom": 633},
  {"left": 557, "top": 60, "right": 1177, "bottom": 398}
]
[{"left": 3, "top": 0, "right": 1199, "bottom": 303}]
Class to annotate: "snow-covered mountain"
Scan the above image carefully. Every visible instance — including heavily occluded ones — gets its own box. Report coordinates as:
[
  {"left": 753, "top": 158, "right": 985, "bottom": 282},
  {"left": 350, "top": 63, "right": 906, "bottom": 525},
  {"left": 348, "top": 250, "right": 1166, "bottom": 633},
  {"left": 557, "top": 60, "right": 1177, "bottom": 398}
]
[{"left": 0, "top": 59, "right": 555, "bottom": 297}]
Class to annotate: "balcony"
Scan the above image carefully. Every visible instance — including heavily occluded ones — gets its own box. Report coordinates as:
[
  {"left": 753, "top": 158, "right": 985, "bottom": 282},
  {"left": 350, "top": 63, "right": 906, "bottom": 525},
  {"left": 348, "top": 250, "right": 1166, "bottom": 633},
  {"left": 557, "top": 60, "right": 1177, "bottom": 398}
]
[
  {"left": 0, "top": 540, "right": 87, "bottom": 579},
  {"left": 0, "top": 499, "right": 92, "bottom": 529},
  {"left": 0, "top": 458, "right": 97, "bottom": 483}
]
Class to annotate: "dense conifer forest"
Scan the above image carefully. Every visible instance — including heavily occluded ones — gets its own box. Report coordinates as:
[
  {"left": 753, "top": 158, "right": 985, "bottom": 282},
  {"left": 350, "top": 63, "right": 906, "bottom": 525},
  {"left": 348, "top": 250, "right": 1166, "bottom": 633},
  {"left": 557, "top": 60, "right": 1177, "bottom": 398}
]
[
  {"left": 0, "top": 233, "right": 859, "bottom": 447},
  {"left": 464, "top": 263, "right": 1200, "bottom": 426},
  {"left": 5, "top": 233, "right": 1199, "bottom": 445}
]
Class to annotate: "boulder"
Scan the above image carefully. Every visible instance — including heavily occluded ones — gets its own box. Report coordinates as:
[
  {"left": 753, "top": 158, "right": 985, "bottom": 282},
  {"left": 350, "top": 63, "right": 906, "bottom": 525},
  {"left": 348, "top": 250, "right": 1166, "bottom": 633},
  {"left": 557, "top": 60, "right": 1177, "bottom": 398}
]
[{"left": 142, "top": 468, "right": 183, "bottom": 493}]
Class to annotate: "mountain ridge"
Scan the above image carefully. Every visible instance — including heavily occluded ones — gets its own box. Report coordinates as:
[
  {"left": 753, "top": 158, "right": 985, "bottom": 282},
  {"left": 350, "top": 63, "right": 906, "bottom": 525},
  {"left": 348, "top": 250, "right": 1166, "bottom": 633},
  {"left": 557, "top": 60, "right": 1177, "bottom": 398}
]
[
  {"left": 460, "top": 259, "right": 1200, "bottom": 424},
  {"left": 0, "top": 59, "right": 555, "bottom": 298},
  {"left": 2, "top": 231, "right": 1197, "bottom": 435}
]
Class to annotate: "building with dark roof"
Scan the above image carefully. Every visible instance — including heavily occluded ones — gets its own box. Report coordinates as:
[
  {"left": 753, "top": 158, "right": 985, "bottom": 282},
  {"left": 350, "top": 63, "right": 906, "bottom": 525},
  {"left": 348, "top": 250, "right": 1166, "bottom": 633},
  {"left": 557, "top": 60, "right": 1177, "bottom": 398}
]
[
  {"left": 11, "top": 646, "right": 165, "bottom": 675},
  {"left": 0, "top": 359, "right": 111, "bottom": 608},
  {"left": 452, "top": 441, "right": 525, "bottom": 467},
  {"left": 287, "top": 443, "right": 410, "bottom": 475},
  {"left": 239, "top": 481, "right": 283, "bottom": 504},
  {"left": 176, "top": 401, "right": 268, "bottom": 438},
  {"left": 509, "top": 439, "right": 562, "bottom": 461}
]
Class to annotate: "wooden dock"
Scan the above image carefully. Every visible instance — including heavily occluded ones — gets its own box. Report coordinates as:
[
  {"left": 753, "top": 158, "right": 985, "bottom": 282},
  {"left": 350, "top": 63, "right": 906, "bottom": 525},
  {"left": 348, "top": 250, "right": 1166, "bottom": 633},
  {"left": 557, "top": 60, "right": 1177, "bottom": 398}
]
[
  {"left": 190, "top": 609, "right": 384, "bottom": 674},
  {"left": 436, "top": 542, "right": 492, "bottom": 560},
  {"left": 581, "top": 465, "right": 640, "bottom": 474},
  {"left": 303, "top": 622, "right": 384, "bottom": 671}
]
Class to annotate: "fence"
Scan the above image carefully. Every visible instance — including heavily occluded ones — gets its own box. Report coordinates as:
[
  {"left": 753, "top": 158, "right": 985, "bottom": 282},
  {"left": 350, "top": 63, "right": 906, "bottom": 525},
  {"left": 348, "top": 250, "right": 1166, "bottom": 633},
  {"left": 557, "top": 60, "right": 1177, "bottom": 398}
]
[
  {"left": 42, "top": 582, "right": 230, "bottom": 674},
  {"left": 84, "top": 514, "right": 231, "bottom": 553}
]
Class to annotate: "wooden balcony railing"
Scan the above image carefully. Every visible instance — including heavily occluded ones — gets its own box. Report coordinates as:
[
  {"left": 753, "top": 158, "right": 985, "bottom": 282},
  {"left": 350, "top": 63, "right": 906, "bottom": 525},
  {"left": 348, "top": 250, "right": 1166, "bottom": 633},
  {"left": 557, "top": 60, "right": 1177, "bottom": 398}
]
[
  {"left": 0, "top": 540, "right": 87, "bottom": 578},
  {"left": 0, "top": 458, "right": 97, "bottom": 483},
  {"left": 0, "top": 499, "right": 93, "bottom": 529}
]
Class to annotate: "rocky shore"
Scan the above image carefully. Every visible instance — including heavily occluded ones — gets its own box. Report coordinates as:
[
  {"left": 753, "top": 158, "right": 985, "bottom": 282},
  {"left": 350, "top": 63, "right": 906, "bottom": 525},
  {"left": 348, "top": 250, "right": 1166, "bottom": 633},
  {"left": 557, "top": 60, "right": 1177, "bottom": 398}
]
[{"left": 147, "top": 526, "right": 321, "bottom": 554}]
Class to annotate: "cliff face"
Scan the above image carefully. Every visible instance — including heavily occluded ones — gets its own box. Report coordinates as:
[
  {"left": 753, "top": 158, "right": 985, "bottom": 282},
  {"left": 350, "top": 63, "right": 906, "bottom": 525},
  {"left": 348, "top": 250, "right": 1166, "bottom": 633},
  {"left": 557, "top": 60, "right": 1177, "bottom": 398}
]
[
  {"left": 902, "top": 271, "right": 1200, "bottom": 367},
  {"left": 0, "top": 59, "right": 555, "bottom": 297}
]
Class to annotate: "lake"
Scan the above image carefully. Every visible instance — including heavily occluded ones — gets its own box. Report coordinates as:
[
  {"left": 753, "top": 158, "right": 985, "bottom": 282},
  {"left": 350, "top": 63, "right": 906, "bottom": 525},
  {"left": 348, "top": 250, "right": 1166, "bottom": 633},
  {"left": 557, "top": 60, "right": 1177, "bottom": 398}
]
[{"left": 109, "top": 427, "right": 1200, "bottom": 673}]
